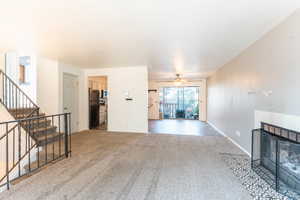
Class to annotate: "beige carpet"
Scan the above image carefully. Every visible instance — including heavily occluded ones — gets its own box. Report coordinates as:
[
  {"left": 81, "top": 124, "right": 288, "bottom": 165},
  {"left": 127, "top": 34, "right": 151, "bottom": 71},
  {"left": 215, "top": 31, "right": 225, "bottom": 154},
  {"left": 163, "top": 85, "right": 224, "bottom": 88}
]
[{"left": 0, "top": 130, "right": 252, "bottom": 200}]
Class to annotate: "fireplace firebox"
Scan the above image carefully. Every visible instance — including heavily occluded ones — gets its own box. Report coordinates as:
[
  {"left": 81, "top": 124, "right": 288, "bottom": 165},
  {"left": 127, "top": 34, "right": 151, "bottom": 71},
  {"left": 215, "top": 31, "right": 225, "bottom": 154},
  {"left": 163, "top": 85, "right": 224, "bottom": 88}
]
[{"left": 251, "top": 122, "right": 300, "bottom": 198}]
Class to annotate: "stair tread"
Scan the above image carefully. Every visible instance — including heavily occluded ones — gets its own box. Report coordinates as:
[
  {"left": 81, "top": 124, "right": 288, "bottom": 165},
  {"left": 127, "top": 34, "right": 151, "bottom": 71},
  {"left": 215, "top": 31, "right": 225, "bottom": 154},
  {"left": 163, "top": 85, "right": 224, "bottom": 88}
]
[
  {"left": 31, "top": 126, "right": 56, "bottom": 132},
  {"left": 15, "top": 113, "right": 46, "bottom": 118},
  {"left": 22, "top": 119, "right": 52, "bottom": 124},
  {"left": 16, "top": 112, "right": 45, "bottom": 116},
  {"left": 36, "top": 132, "right": 64, "bottom": 141},
  {"left": 8, "top": 108, "right": 37, "bottom": 111}
]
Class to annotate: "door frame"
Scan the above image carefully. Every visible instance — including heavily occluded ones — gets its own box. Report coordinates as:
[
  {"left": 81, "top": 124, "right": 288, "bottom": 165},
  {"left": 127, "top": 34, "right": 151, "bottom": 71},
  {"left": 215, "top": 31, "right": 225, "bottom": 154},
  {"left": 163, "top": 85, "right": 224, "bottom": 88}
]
[
  {"left": 87, "top": 75, "right": 108, "bottom": 130},
  {"left": 63, "top": 72, "right": 79, "bottom": 132}
]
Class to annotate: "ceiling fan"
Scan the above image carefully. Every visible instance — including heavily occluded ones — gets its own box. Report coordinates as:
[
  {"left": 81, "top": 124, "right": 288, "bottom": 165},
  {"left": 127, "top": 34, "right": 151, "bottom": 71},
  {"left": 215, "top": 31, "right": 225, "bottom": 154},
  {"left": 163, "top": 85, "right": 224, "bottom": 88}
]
[
  {"left": 156, "top": 74, "right": 204, "bottom": 85},
  {"left": 158, "top": 74, "right": 191, "bottom": 85}
]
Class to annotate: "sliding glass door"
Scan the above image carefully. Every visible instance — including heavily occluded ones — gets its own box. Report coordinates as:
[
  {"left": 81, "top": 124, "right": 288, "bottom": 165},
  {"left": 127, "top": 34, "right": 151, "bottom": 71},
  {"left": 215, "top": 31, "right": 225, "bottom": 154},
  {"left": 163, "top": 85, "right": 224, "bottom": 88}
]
[{"left": 159, "top": 87, "right": 200, "bottom": 120}]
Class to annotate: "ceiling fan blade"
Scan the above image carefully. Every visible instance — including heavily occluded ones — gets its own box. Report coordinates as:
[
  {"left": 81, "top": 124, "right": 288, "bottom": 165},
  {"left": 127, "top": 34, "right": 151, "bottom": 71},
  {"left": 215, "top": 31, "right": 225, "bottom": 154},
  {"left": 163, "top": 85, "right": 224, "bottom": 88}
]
[{"left": 156, "top": 80, "right": 175, "bottom": 83}]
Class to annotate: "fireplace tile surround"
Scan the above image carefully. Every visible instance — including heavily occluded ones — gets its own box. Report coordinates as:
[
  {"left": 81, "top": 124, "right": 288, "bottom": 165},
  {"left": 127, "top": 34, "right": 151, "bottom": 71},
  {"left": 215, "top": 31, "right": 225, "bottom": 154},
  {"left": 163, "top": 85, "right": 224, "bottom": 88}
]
[{"left": 251, "top": 122, "right": 300, "bottom": 198}]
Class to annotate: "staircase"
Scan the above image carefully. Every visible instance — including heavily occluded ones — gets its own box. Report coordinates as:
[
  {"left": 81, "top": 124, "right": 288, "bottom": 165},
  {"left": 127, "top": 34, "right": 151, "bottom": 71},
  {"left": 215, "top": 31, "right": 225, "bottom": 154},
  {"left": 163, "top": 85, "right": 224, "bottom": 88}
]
[
  {"left": 0, "top": 69, "right": 71, "bottom": 190},
  {"left": 7, "top": 107, "right": 61, "bottom": 147}
]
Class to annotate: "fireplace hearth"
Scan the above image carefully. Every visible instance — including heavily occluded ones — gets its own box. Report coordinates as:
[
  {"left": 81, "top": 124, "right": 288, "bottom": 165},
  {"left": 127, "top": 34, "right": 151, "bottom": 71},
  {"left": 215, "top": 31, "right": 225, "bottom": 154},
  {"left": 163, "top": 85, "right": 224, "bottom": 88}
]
[{"left": 252, "top": 122, "right": 300, "bottom": 198}]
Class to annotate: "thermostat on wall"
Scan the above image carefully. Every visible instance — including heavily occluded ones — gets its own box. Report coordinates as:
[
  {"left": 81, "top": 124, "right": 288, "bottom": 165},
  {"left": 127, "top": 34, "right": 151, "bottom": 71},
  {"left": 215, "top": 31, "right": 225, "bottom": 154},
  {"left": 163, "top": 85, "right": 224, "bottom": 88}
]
[{"left": 124, "top": 90, "right": 133, "bottom": 101}]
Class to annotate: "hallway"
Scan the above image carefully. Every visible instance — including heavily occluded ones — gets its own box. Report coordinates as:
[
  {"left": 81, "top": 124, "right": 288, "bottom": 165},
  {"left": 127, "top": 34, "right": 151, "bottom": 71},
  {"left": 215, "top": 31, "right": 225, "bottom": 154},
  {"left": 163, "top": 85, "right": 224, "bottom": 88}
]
[
  {"left": 0, "top": 130, "right": 251, "bottom": 200},
  {"left": 148, "top": 120, "right": 219, "bottom": 136}
]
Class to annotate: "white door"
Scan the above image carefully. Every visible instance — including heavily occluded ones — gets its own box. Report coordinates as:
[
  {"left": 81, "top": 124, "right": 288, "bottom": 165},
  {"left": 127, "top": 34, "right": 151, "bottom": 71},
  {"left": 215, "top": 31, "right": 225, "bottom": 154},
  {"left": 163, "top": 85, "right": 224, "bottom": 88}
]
[{"left": 63, "top": 73, "right": 79, "bottom": 132}]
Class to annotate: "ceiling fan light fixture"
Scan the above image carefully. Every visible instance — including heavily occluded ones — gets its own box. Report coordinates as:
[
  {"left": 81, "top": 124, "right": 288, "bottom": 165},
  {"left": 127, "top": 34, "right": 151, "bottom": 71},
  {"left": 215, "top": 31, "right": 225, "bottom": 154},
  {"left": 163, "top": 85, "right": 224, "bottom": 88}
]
[
  {"left": 174, "top": 80, "right": 182, "bottom": 86},
  {"left": 174, "top": 74, "right": 185, "bottom": 85}
]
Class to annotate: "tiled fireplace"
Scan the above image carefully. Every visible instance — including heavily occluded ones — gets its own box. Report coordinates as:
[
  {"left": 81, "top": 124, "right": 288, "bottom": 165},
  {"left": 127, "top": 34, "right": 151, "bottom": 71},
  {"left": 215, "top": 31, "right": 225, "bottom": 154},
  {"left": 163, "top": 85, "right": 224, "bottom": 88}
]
[{"left": 252, "top": 122, "right": 300, "bottom": 198}]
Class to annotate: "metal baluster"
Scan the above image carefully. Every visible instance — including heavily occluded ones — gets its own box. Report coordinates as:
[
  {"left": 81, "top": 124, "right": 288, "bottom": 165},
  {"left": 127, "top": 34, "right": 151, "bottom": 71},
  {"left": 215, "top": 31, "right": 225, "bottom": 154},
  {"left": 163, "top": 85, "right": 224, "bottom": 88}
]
[
  {"left": 8, "top": 81, "right": 11, "bottom": 109},
  {"left": 52, "top": 116, "right": 55, "bottom": 161},
  {"left": 45, "top": 116, "right": 48, "bottom": 164},
  {"left": 1, "top": 73, "right": 3, "bottom": 103},
  {"left": 16, "top": 87, "right": 18, "bottom": 117},
  {"left": 5, "top": 77, "right": 7, "bottom": 106},
  {"left": 25, "top": 122, "right": 28, "bottom": 154},
  {"left": 69, "top": 114, "right": 72, "bottom": 157},
  {"left": 22, "top": 93, "right": 24, "bottom": 113},
  {"left": 37, "top": 116, "right": 40, "bottom": 168},
  {"left": 64, "top": 114, "right": 69, "bottom": 158},
  {"left": 251, "top": 129, "right": 254, "bottom": 168},
  {"left": 17, "top": 89, "right": 19, "bottom": 116},
  {"left": 9, "top": 81, "right": 14, "bottom": 109},
  {"left": 3, "top": 75, "right": 5, "bottom": 105},
  {"left": 275, "top": 139, "right": 279, "bottom": 191},
  {"left": 28, "top": 118, "right": 31, "bottom": 172},
  {"left": 18, "top": 123, "right": 21, "bottom": 177},
  {"left": 18, "top": 89, "right": 19, "bottom": 111},
  {"left": 58, "top": 115, "right": 61, "bottom": 157},
  {"left": 7, "top": 81, "right": 10, "bottom": 109},
  {"left": 25, "top": 98, "right": 28, "bottom": 113},
  {"left": 13, "top": 128, "right": 15, "bottom": 165},
  {"left": 6, "top": 123, "right": 9, "bottom": 189},
  {"left": 12, "top": 83, "right": 14, "bottom": 110}
]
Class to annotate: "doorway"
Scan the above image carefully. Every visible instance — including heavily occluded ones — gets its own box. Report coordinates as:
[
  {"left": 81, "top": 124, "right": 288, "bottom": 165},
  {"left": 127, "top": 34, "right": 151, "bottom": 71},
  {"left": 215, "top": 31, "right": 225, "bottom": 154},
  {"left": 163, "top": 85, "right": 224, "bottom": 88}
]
[
  {"left": 63, "top": 73, "right": 79, "bottom": 132},
  {"left": 88, "top": 76, "right": 108, "bottom": 130},
  {"left": 159, "top": 87, "right": 200, "bottom": 120}
]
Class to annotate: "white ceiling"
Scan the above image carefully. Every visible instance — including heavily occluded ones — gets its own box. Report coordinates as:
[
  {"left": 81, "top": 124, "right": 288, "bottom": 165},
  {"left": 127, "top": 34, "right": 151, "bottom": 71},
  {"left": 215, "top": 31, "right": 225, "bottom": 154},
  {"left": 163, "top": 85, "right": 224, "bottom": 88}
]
[{"left": 0, "top": 0, "right": 299, "bottom": 80}]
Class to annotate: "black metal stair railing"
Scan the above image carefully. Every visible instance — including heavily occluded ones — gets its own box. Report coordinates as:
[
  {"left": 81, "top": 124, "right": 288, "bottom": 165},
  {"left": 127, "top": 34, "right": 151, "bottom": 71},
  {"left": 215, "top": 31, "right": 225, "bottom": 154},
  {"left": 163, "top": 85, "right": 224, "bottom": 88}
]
[
  {"left": 0, "top": 113, "right": 72, "bottom": 190},
  {"left": 0, "top": 69, "right": 72, "bottom": 190}
]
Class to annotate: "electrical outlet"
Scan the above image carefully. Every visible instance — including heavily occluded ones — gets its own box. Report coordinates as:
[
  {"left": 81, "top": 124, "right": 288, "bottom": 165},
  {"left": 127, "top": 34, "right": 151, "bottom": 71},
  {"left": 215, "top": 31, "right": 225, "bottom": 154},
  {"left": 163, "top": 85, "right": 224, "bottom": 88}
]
[{"left": 236, "top": 131, "right": 241, "bottom": 137}]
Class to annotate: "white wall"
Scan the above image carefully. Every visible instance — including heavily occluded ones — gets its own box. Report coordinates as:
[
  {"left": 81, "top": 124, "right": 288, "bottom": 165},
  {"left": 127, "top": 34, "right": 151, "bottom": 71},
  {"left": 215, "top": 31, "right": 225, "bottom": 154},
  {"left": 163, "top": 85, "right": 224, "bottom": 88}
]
[
  {"left": 5, "top": 52, "right": 18, "bottom": 81},
  {"left": 37, "top": 58, "right": 84, "bottom": 132},
  {"left": 207, "top": 10, "right": 300, "bottom": 155},
  {"left": 148, "top": 80, "right": 207, "bottom": 121},
  {"left": 83, "top": 66, "right": 148, "bottom": 133},
  {"left": 36, "top": 57, "right": 60, "bottom": 115},
  {"left": 6, "top": 57, "right": 148, "bottom": 133}
]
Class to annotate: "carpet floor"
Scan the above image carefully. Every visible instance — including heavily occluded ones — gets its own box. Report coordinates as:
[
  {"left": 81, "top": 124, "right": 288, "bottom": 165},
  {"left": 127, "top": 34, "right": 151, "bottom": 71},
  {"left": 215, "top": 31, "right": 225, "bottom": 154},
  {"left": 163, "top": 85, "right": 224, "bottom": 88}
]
[{"left": 0, "top": 130, "right": 252, "bottom": 200}]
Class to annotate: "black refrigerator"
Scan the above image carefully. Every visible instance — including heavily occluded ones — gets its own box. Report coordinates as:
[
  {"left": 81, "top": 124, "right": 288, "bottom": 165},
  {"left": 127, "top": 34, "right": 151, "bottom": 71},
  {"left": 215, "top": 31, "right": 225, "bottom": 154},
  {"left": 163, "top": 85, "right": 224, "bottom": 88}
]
[{"left": 89, "top": 89, "right": 100, "bottom": 129}]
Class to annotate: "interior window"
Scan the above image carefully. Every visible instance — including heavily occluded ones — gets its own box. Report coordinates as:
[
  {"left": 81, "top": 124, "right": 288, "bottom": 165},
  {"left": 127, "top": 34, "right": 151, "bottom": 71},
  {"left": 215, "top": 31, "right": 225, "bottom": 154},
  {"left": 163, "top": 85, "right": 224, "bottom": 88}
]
[
  {"left": 19, "top": 64, "right": 26, "bottom": 83},
  {"left": 18, "top": 56, "right": 31, "bottom": 84}
]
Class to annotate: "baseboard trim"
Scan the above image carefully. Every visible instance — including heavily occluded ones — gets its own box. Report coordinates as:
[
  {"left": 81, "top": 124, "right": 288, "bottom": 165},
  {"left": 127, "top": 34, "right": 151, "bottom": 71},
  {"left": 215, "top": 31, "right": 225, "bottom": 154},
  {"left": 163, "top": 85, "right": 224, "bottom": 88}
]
[{"left": 207, "top": 121, "right": 251, "bottom": 157}]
